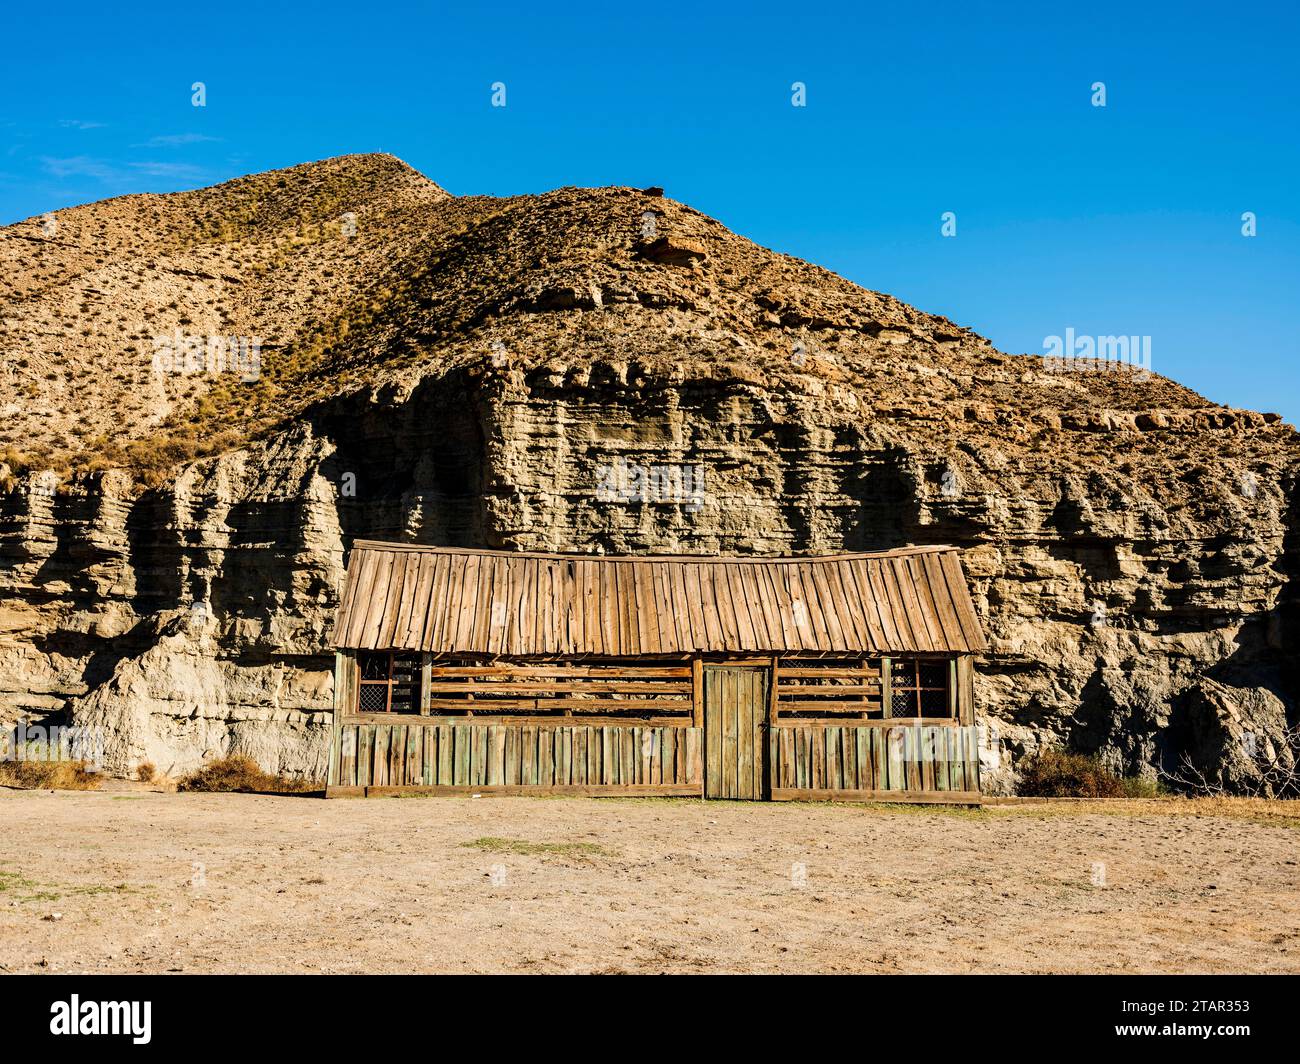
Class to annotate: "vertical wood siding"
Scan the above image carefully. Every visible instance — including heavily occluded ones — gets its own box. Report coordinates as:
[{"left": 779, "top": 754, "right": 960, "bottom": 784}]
[
  {"left": 769, "top": 724, "right": 980, "bottom": 798},
  {"left": 330, "top": 722, "right": 702, "bottom": 794}
]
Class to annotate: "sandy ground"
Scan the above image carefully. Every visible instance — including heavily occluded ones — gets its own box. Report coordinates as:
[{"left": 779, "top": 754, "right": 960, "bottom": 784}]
[{"left": 1, "top": 787, "right": 1298, "bottom": 974}]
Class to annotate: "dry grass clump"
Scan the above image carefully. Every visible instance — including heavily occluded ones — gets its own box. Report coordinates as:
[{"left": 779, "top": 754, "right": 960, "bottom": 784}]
[
  {"left": 0, "top": 759, "right": 102, "bottom": 791},
  {"left": 176, "top": 754, "right": 318, "bottom": 794},
  {"left": 1017, "top": 749, "right": 1128, "bottom": 798},
  {"left": 135, "top": 761, "right": 156, "bottom": 783},
  {"left": 461, "top": 836, "right": 614, "bottom": 860}
]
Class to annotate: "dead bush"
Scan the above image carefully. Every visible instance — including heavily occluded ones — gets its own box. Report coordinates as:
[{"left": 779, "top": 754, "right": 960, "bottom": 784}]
[
  {"left": 1017, "top": 749, "right": 1126, "bottom": 798},
  {"left": 0, "top": 759, "right": 102, "bottom": 791},
  {"left": 176, "top": 755, "right": 317, "bottom": 794}
]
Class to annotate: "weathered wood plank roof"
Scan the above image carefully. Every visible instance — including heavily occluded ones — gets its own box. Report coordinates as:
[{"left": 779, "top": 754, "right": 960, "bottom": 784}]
[{"left": 330, "top": 541, "right": 987, "bottom": 656}]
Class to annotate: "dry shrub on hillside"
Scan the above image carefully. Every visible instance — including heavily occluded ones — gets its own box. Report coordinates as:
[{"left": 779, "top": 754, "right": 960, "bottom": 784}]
[{"left": 176, "top": 755, "right": 318, "bottom": 794}]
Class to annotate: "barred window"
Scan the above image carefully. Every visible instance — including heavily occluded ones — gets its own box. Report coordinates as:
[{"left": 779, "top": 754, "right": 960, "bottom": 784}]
[
  {"left": 890, "top": 658, "right": 951, "bottom": 718},
  {"left": 357, "top": 652, "right": 420, "bottom": 713}
]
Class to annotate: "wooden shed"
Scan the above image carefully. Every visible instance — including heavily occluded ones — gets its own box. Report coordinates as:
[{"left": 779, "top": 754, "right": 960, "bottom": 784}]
[{"left": 326, "top": 542, "right": 987, "bottom": 801}]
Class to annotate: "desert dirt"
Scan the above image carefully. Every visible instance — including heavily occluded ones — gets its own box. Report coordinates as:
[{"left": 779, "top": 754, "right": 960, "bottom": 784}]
[{"left": 1, "top": 787, "right": 1298, "bottom": 974}]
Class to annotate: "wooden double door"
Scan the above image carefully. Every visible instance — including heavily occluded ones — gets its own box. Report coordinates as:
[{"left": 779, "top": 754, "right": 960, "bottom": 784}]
[{"left": 703, "top": 665, "right": 771, "bottom": 799}]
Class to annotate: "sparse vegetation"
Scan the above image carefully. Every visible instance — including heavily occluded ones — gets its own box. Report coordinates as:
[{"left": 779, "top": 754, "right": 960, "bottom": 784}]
[
  {"left": 1161, "top": 722, "right": 1300, "bottom": 799},
  {"left": 176, "top": 754, "right": 318, "bottom": 794},
  {"left": 460, "top": 836, "right": 614, "bottom": 859},
  {"left": 0, "top": 758, "right": 102, "bottom": 791},
  {"left": 1017, "top": 749, "right": 1128, "bottom": 798},
  {"left": 0, "top": 866, "right": 138, "bottom": 904}
]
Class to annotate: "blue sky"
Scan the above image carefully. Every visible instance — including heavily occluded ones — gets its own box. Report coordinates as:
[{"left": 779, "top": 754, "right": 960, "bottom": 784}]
[{"left": 3, "top": 1, "right": 1297, "bottom": 421}]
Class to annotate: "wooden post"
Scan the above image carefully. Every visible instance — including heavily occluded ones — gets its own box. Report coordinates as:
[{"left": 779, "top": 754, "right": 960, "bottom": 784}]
[
  {"left": 860, "top": 657, "right": 871, "bottom": 719},
  {"left": 334, "top": 651, "right": 357, "bottom": 716},
  {"left": 956, "top": 654, "right": 975, "bottom": 725},
  {"left": 881, "top": 656, "right": 892, "bottom": 718},
  {"left": 951, "top": 655, "right": 961, "bottom": 723},
  {"left": 420, "top": 653, "right": 433, "bottom": 715},
  {"left": 768, "top": 656, "right": 780, "bottom": 724},
  {"left": 691, "top": 657, "right": 704, "bottom": 728}
]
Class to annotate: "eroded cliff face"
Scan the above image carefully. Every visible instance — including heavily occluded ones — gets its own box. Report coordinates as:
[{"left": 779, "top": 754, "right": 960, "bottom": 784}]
[
  {"left": 2, "top": 357, "right": 1295, "bottom": 790},
  {"left": 2, "top": 154, "right": 1296, "bottom": 789}
]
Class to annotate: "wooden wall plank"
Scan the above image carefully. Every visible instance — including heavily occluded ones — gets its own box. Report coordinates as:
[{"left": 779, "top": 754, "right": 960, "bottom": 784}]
[{"left": 332, "top": 715, "right": 978, "bottom": 799}]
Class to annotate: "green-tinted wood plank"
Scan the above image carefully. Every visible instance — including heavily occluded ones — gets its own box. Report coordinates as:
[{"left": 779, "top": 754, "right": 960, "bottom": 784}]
[
  {"left": 356, "top": 726, "right": 371, "bottom": 787},
  {"left": 460, "top": 723, "right": 475, "bottom": 785},
  {"left": 704, "top": 671, "right": 719, "bottom": 797},
  {"left": 474, "top": 726, "right": 489, "bottom": 786},
  {"left": 600, "top": 725, "right": 611, "bottom": 784},
  {"left": 723, "top": 671, "right": 737, "bottom": 797},
  {"left": 887, "top": 727, "right": 904, "bottom": 790},
  {"left": 406, "top": 725, "right": 419, "bottom": 785},
  {"left": 435, "top": 725, "right": 451, "bottom": 785},
  {"left": 520, "top": 725, "right": 536, "bottom": 786},
  {"left": 840, "top": 726, "right": 855, "bottom": 790},
  {"left": 686, "top": 727, "right": 702, "bottom": 786},
  {"left": 504, "top": 726, "right": 518, "bottom": 786},
  {"left": 374, "top": 726, "right": 390, "bottom": 787},
  {"left": 621, "top": 728, "right": 635, "bottom": 786},
  {"left": 486, "top": 725, "right": 501, "bottom": 785},
  {"left": 826, "top": 726, "right": 841, "bottom": 790},
  {"left": 570, "top": 726, "right": 584, "bottom": 785},
  {"left": 585, "top": 726, "right": 596, "bottom": 785},
  {"left": 338, "top": 726, "right": 355, "bottom": 787},
  {"left": 734, "top": 672, "right": 748, "bottom": 798}
]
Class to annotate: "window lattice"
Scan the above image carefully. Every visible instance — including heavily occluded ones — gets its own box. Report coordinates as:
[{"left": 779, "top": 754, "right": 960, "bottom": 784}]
[
  {"left": 890, "top": 658, "right": 952, "bottom": 718},
  {"left": 356, "top": 652, "right": 420, "bottom": 713}
]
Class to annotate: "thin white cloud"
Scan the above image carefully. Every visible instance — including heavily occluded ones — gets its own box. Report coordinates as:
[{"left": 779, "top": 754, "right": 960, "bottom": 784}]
[
  {"left": 40, "top": 155, "right": 208, "bottom": 186},
  {"left": 128, "top": 161, "right": 207, "bottom": 179},
  {"left": 40, "top": 155, "right": 120, "bottom": 180},
  {"left": 134, "top": 133, "right": 222, "bottom": 147},
  {"left": 58, "top": 120, "right": 107, "bottom": 130}
]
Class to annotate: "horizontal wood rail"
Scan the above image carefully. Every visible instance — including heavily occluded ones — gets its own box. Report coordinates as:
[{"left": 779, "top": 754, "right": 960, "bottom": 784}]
[
  {"left": 341, "top": 713, "right": 695, "bottom": 727},
  {"left": 427, "top": 697, "right": 692, "bottom": 712},
  {"left": 429, "top": 665, "right": 692, "bottom": 678},
  {"left": 426, "top": 681, "right": 688, "bottom": 695},
  {"left": 778, "top": 683, "right": 881, "bottom": 695},
  {"left": 778, "top": 667, "right": 882, "bottom": 679},
  {"left": 774, "top": 716, "right": 961, "bottom": 728}
]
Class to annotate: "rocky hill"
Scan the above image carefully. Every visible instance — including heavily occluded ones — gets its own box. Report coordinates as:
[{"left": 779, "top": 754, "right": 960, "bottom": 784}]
[{"left": 1, "top": 153, "right": 1296, "bottom": 790}]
